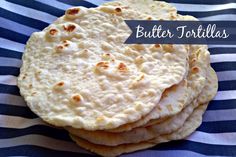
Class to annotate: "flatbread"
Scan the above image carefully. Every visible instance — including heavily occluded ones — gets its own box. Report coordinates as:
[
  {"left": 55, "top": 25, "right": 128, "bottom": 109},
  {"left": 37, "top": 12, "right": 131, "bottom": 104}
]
[
  {"left": 69, "top": 102, "right": 209, "bottom": 157},
  {"left": 66, "top": 66, "right": 217, "bottom": 146},
  {"left": 18, "top": 6, "right": 189, "bottom": 130}
]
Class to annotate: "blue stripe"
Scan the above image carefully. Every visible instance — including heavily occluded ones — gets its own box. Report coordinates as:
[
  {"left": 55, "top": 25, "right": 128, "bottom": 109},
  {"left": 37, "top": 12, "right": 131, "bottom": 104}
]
[
  {"left": 0, "top": 84, "right": 20, "bottom": 96},
  {"left": 6, "top": 0, "right": 64, "bottom": 17},
  {"left": 0, "top": 104, "right": 37, "bottom": 118},
  {"left": 218, "top": 80, "right": 236, "bottom": 91},
  {"left": 166, "top": 0, "right": 236, "bottom": 4},
  {"left": 0, "top": 27, "right": 29, "bottom": 44},
  {"left": 211, "top": 62, "right": 236, "bottom": 72},
  {"left": 0, "top": 8, "right": 48, "bottom": 30},
  {"left": 0, "top": 67, "right": 19, "bottom": 76},
  {"left": 198, "top": 121, "right": 236, "bottom": 133},
  {"left": 208, "top": 100, "right": 236, "bottom": 110},
  {"left": 178, "top": 9, "right": 236, "bottom": 18},
  {"left": 0, "top": 48, "right": 23, "bottom": 59},
  {"left": 0, "top": 145, "right": 92, "bottom": 157},
  {"left": 0, "top": 125, "right": 71, "bottom": 141},
  {"left": 209, "top": 48, "right": 236, "bottom": 55},
  {"left": 56, "top": 0, "right": 97, "bottom": 7},
  {"left": 151, "top": 140, "right": 236, "bottom": 156}
]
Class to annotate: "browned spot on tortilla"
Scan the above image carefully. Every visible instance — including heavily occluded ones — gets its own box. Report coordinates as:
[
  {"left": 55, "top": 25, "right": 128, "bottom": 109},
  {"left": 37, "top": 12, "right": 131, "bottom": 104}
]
[
  {"left": 63, "top": 24, "right": 76, "bottom": 32},
  {"left": 56, "top": 45, "right": 63, "bottom": 50},
  {"left": 115, "top": 7, "right": 122, "bottom": 12},
  {"left": 57, "top": 82, "right": 64, "bottom": 86},
  {"left": 49, "top": 29, "right": 58, "bottom": 35},
  {"left": 147, "top": 17, "right": 152, "bottom": 20},
  {"left": 29, "top": 84, "right": 32, "bottom": 88},
  {"left": 192, "top": 66, "right": 199, "bottom": 74},
  {"left": 67, "top": 8, "right": 80, "bottom": 15},
  {"left": 118, "top": 62, "right": 128, "bottom": 72},
  {"left": 154, "top": 44, "right": 161, "bottom": 48},
  {"left": 72, "top": 95, "right": 81, "bottom": 102},
  {"left": 96, "top": 61, "right": 109, "bottom": 69}
]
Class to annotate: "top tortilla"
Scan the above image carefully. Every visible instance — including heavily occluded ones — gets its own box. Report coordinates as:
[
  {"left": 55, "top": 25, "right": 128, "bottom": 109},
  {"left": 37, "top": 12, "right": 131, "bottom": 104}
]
[{"left": 18, "top": 5, "right": 188, "bottom": 130}]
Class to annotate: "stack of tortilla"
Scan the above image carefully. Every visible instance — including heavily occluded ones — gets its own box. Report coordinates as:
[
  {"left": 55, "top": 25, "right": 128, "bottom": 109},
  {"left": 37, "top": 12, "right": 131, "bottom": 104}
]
[{"left": 17, "top": 0, "right": 218, "bottom": 156}]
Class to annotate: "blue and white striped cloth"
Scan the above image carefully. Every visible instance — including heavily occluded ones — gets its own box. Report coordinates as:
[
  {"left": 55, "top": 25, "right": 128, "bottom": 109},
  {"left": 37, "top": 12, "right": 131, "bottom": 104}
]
[{"left": 0, "top": 0, "right": 236, "bottom": 156}]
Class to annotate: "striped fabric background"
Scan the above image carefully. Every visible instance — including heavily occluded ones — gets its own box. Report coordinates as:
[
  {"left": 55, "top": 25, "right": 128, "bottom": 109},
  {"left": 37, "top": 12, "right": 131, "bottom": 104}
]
[{"left": 0, "top": 0, "right": 236, "bottom": 156}]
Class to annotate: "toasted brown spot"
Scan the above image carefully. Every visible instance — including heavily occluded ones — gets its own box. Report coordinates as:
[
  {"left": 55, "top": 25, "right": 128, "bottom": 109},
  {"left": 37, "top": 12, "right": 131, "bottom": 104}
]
[
  {"left": 63, "top": 24, "right": 76, "bottom": 32},
  {"left": 118, "top": 62, "right": 128, "bottom": 72},
  {"left": 22, "top": 76, "right": 26, "bottom": 79},
  {"left": 49, "top": 29, "right": 58, "bottom": 35},
  {"left": 111, "top": 59, "right": 115, "bottom": 62},
  {"left": 72, "top": 95, "right": 81, "bottom": 102},
  {"left": 56, "top": 45, "right": 63, "bottom": 50},
  {"left": 96, "top": 61, "right": 109, "bottom": 69},
  {"left": 192, "top": 66, "right": 199, "bottom": 73},
  {"left": 67, "top": 8, "right": 80, "bottom": 15},
  {"left": 154, "top": 44, "right": 161, "bottom": 48},
  {"left": 147, "top": 17, "right": 152, "bottom": 20},
  {"left": 170, "top": 13, "right": 176, "bottom": 19},
  {"left": 64, "top": 44, "right": 69, "bottom": 47},
  {"left": 29, "top": 84, "right": 32, "bottom": 88},
  {"left": 57, "top": 82, "right": 64, "bottom": 86},
  {"left": 115, "top": 7, "right": 122, "bottom": 12}
]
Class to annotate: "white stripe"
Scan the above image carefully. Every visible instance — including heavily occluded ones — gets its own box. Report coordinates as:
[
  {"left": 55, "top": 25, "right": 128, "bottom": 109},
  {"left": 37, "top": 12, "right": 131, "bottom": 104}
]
[
  {"left": 203, "top": 109, "right": 236, "bottom": 122},
  {"left": 86, "top": 0, "right": 107, "bottom": 6},
  {"left": 0, "top": 115, "right": 46, "bottom": 128},
  {"left": 188, "top": 131, "right": 236, "bottom": 145},
  {"left": 209, "top": 45, "right": 236, "bottom": 48},
  {"left": 35, "top": 0, "right": 72, "bottom": 10},
  {"left": 0, "top": 134, "right": 89, "bottom": 154},
  {"left": 172, "top": 3, "right": 236, "bottom": 12},
  {"left": 217, "top": 71, "right": 236, "bottom": 81},
  {"left": 0, "top": 57, "right": 21, "bottom": 67},
  {"left": 0, "top": 94, "right": 26, "bottom": 106},
  {"left": 199, "top": 14, "right": 236, "bottom": 21},
  {"left": 0, "top": 17, "right": 39, "bottom": 36},
  {"left": 210, "top": 54, "right": 236, "bottom": 63},
  {"left": 0, "top": 38, "right": 24, "bottom": 52},
  {"left": 0, "top": 0, "right": 57, "bottom": 23},
  {"left": 0, "top": 75, "right": 16, "bottom": 85},
  {"left": 213, "top": 90, "right": 236, "bottom": 100}
]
